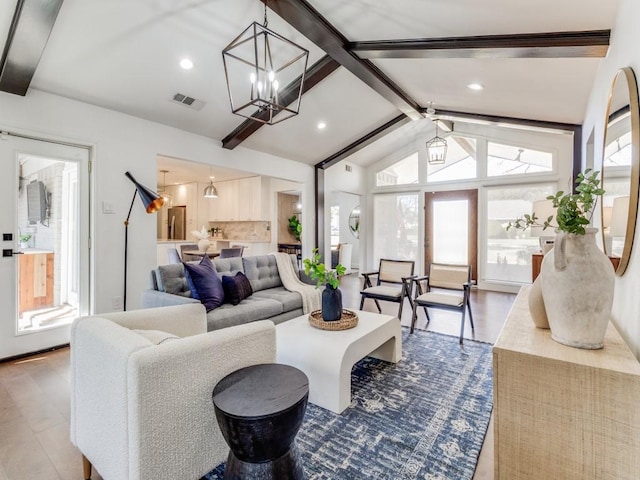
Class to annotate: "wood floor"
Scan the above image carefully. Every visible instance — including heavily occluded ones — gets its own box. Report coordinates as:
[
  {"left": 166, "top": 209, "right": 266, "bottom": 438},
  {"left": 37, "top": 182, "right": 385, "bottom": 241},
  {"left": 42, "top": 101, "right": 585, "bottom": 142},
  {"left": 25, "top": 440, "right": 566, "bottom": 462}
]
[{"left": 0, "top": 272, "right": 515, "bottom": 480}]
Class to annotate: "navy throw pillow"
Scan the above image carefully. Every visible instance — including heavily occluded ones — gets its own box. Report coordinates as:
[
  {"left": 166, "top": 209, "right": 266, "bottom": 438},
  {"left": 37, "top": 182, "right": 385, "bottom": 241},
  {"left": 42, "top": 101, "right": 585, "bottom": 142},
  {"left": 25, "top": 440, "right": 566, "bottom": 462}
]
[
  {"left": 182, "top": 255, "right": 225, "bottom": 312},
  {"left": 222, "top": 272, "right": 253, "bottom": 306}
]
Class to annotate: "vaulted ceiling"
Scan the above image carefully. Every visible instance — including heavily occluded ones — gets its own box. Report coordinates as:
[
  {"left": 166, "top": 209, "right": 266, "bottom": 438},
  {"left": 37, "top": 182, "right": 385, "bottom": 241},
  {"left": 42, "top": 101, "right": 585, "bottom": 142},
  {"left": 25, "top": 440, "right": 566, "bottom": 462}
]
[{"left": 0, "top": 0, "right": 620, "bottom": 168}]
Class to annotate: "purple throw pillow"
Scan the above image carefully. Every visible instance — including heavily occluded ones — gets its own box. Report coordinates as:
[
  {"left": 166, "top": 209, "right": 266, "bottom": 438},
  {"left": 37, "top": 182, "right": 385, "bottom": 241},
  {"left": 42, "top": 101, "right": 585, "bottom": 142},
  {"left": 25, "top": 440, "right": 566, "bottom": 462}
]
[
  {"left": 221, "top": 272, "right": 253, "bottom": 306},
  {"left": 183, "top": 255, "right": 225, "bottom": 312}
]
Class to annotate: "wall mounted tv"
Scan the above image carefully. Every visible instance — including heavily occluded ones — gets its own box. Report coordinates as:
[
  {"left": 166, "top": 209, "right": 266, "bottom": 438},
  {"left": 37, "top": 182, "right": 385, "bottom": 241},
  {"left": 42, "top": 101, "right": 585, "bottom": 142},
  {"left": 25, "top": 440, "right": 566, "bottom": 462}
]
[{"left": 27, "top": 180, "right": 49, "bottom": 224}]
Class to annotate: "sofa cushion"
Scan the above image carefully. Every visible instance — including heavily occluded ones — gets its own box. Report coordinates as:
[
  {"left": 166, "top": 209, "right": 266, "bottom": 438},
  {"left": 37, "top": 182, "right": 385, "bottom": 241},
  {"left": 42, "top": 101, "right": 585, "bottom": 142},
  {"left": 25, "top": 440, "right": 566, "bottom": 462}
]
[
  {"left": 212, "top": 256, "right": 244, "bottom": 277},
  {"left": 183, "top": 255, "right": 225, "bottom": 312},
  {"left": 242, "top": 255, "right": 283, "bottom": 292},
  {"left": 206, "top": 297, "right": 283, "bottom": 330},
  {"left": 131, "top": 329, "right": 179, "bottom": 345},
  {"left": 221, "top": 272, "right": 253, "bottom": 306},
  {"left": 252, "top": 287, "right": 303, "bottom": 312},
  {"left": 156, "top": 264, "right": 191, "bottom": 297}
]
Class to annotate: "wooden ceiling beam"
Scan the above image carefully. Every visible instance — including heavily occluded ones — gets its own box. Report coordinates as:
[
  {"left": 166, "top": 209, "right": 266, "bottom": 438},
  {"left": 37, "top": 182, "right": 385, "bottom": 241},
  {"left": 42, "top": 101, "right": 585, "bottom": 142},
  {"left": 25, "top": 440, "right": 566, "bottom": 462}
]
[
  {"left": 350, "top": 30, "right": 610, "bottom": 59},
  {"left": 222, "top": 55, "right": 340, "bottom": 150},
  {"left": 263, "top": 0, "right": 423, "bottom": 120},
  {"left": 0, "top": 0, "right": 64, "bottom": 96},
  {"left": 316, "top": 114, "right": 412, "bottom": 169}
]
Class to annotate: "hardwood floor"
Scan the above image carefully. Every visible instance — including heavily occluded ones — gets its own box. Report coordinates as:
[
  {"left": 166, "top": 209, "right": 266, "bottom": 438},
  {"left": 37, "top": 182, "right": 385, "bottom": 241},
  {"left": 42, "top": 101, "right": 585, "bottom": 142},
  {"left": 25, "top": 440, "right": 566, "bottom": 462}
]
[{"left": 0, "top": 272, "right": 515, "bottom": 480}]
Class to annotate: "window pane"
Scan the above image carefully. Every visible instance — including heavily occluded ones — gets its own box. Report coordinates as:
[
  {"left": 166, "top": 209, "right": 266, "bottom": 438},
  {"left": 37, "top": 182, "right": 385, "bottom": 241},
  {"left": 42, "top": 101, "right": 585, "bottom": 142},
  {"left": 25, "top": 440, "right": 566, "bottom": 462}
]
[
  {"left": 487, "top": 142, "right": 552, "bottom": 177},
  {"left": 427, "top": 136, "right": 477, "bottom": 183},
  {"left": 373, "top": 193, "right": 419, "bottom": 263},
  {"left": 433, "top": 200, "right": 468, "bottom": 264},
  {"left": 376, "top": 152, "right": 419, "bottom": 186},
  {"left": 604, "top": 130, "right": 632, "bottom": 167},
  {"left": 485, "top": 184, "right": 556, "bottom": 284}
]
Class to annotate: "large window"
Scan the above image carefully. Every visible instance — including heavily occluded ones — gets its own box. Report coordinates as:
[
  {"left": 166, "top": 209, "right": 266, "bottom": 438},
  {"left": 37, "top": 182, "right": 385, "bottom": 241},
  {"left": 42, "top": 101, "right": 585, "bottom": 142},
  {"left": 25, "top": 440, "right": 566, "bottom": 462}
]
[
  {"left": 373, "top": 193, "right": 419, "bottom": 264},
  {"left": 427, "top": 136, "right": 477, "bottom": 183},
  {"left": 376, "top": 152, "right": 419, "bottom": 186},
  {"left": 487, "top": 142, "right": 553, "bottom": 177},
  {"left": 485, "top": 184, "right": 556, "bottom": 284}
]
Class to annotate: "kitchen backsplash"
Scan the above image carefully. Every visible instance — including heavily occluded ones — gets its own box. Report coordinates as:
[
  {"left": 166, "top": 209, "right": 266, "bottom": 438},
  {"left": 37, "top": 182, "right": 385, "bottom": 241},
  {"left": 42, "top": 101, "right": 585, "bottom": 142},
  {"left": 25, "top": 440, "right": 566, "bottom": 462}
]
[{"left": 209, "top": 221, "right": 271, "bottom": 241}]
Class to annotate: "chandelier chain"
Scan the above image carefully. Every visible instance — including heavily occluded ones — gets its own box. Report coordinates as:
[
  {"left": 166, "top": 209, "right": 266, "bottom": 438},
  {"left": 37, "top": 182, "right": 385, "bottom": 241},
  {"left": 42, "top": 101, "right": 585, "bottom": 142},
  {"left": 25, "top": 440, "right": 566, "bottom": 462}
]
[{"left": 263, "top": 0, "right": 269, "bottom": 27}]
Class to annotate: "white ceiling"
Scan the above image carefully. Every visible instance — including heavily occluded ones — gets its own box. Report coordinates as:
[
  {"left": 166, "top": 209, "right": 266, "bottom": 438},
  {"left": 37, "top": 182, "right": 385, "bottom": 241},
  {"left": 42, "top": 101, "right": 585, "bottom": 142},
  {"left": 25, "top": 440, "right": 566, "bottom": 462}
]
[
  {"left": 156, "top": 155, "right": 258, "bottom": 187},
  {"left": 0, "top": 0, "right": 621, "bottom": 173}
]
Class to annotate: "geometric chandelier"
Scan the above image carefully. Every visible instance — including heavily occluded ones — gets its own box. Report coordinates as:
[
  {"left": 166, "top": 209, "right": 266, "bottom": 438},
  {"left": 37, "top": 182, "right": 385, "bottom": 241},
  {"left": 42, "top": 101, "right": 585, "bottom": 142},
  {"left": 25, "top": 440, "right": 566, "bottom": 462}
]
[
  {"left": 425, "top": 119, "right": 448, "bottom": 165},
  {"left": 222, "top": 1, "right": 309, "bottom": 125}
]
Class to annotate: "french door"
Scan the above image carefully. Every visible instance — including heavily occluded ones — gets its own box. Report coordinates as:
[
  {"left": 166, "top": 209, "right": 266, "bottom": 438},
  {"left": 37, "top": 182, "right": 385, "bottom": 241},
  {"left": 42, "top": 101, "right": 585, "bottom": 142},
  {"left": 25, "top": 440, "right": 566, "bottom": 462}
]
[
  {"left": 424, "top": 189, "right": 478, "bottom": 280},
  {"left": 0, "top": 133, "right": 90, "bottom": 359}
]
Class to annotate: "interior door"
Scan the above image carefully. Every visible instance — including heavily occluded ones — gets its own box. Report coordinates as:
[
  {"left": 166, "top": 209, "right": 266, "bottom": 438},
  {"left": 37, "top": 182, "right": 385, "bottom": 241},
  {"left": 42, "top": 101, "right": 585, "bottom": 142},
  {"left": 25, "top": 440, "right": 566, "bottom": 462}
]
[
  {"left": 0, "top": 133, "right": 90, "bottom": 359},
  {"left": 425, "top": 189, "right": 478, "bottom": 280}
]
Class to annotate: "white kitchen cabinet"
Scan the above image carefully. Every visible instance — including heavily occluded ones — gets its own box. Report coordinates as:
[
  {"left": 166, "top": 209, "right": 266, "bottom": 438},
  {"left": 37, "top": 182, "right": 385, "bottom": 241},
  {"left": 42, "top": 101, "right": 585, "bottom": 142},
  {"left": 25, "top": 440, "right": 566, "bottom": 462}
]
[{"left": 208, "top": 176, "right": 270, "bottom": 221}]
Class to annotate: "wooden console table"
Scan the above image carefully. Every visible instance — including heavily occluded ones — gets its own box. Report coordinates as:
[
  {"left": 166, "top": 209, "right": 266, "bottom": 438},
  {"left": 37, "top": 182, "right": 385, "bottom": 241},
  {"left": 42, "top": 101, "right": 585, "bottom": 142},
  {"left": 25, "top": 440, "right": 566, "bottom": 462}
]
[
  {"left": 493, "top": 286, "right": 640, "bottom": 479},
  {"left": 531, "top": 252, "right": 620, "bottom": 281}
]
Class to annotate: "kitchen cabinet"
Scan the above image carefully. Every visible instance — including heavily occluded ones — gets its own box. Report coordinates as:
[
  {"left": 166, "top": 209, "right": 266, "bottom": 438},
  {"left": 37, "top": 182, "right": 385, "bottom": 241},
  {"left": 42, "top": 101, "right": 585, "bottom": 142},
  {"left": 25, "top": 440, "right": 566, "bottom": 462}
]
[
  {"left": 493, "top": 286, "right": 640, "bottom": 479},
  {"left": 209, "top": 176, "right": 270, "bottom": 221}
]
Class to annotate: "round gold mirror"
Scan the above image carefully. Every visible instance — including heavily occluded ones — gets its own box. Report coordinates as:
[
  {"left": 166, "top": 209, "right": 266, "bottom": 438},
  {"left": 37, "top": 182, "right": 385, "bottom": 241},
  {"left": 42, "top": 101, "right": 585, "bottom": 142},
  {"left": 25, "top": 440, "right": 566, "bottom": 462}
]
[{"left": 601, "top": 67, "right": 640, "bottom": 276}]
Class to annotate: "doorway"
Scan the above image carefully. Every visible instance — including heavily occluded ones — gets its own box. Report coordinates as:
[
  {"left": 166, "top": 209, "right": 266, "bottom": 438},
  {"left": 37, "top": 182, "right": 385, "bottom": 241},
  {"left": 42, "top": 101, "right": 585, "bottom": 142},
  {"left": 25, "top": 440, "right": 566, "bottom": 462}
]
[
  {"left": 0, "top": 134, "right": 90, "bottom": 359},
  {"left": 424, "top": 189, "right": 478, "bottom": 280}
]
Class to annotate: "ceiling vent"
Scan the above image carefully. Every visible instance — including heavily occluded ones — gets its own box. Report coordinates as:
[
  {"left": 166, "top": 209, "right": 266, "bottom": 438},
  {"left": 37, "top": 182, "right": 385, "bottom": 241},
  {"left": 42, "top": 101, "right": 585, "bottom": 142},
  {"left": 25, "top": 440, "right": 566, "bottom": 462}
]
[{"left": 170, "top": 93, "right": 206, "bottom": 111}]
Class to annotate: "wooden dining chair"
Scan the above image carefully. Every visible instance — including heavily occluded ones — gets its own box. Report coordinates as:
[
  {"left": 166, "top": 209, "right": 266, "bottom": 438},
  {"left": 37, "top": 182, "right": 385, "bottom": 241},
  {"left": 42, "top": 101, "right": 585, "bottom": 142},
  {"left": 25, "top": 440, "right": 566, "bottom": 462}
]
[
  {"left": 410, "top": 263, "right": 474, "bottom": 344},
  {"left": 179, "top": 243, "right": 199, "bottom": 262},
  {"left": 359, "top": 259, "right": 415, "bottom": 319},
  {"left": 219, "top": 247, "right": 243, "bottom": 258}
]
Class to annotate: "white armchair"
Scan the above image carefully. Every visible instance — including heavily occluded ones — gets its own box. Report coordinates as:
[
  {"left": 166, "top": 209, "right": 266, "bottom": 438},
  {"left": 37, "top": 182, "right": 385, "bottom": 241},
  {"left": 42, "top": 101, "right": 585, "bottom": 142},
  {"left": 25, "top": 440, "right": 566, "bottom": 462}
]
[{"left": 70, "top": 303, "right": 276, "bottom": 480}]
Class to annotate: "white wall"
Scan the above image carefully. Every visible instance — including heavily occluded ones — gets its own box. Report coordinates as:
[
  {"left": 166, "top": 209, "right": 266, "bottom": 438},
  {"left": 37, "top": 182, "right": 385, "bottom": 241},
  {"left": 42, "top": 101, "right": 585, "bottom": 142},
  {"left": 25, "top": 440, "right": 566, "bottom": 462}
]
[
  {"left": 582, "top": 0, "right": 640, "bottom": 357},
  {"left": 0, "top": 89, "right": 315, "bottom": 313}
]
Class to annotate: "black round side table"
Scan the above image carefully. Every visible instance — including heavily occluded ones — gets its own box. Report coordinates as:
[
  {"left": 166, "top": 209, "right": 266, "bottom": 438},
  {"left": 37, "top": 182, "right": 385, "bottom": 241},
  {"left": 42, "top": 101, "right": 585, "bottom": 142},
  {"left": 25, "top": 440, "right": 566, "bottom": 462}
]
[{"left": 212, "top": 363, "right": 309, "bottom": 480}]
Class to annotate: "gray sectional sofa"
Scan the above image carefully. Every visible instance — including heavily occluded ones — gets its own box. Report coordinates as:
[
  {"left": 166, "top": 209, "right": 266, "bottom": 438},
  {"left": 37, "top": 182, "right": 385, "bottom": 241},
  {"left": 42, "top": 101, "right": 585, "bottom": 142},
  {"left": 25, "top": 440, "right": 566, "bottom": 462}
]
[{"left": 142, "top": 254, "right": 310, "bottom": 330}]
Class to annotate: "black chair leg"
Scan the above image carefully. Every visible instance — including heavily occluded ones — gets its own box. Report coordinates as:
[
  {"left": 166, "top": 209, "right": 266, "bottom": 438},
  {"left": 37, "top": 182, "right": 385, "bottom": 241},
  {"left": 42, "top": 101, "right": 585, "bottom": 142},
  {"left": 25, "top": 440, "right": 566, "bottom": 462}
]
[
  {"left": 398, "top": 297, "right": 405, "bottom": 319},
  {"left": 374, "top": 299, "right": 382, "bottom": 313},
  {"left": 359, "top": 295, "right": 365, "bottom": 311},
  {"left": 467, "top": 302, "right": 475, "bottom": 330},
  {"left": 424, "top": 307, "right": 430, "bottom": 325},
  {"left": 410, "top": 302, "right": 418, "bottom": 333},
  {"left": 459, "top": 310, "right": 466, "bottom": 344}
]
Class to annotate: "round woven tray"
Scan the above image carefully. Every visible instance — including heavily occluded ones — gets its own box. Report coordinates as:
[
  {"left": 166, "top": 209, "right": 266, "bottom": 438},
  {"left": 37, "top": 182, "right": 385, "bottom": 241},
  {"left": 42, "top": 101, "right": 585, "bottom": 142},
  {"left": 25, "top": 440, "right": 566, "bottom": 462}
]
[{"left": 308, "top": 309, "right": 359, "bottom": 331}]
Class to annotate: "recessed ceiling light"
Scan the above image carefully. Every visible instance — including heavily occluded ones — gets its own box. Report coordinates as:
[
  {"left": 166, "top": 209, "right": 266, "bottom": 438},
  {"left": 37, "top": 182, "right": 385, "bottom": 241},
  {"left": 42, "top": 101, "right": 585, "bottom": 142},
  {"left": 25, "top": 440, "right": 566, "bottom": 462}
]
[
  {"left": 180, "top": 58, "right": 194, "bottom": 70},
  {"left": 317, "top": 122, "right": 326, "bottom": 130},
  {"left": 467, "top": 82, "right": 484, "bottom": 91}
]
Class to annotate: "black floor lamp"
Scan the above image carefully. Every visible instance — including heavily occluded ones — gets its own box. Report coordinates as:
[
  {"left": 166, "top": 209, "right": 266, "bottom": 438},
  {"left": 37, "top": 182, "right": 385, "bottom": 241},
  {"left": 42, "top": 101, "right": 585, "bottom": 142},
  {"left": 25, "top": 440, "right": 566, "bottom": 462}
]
[{"left": 124, "top": 171, "right": 164, "bottom": 311}]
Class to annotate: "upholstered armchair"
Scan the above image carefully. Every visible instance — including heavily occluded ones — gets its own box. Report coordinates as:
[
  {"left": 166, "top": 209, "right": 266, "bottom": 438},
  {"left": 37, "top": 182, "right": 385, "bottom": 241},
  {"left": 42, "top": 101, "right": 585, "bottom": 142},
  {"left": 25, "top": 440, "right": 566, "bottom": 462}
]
[{"left": 70, "top": 303, "right": 276, "bottom": 480}]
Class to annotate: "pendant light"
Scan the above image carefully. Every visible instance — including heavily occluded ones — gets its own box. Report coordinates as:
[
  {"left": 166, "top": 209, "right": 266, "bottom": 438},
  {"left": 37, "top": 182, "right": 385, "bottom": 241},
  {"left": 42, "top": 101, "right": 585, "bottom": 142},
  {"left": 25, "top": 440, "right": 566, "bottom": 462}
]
[
  {"left": 159, "top": 170, "right": 173, "bottom": 207},
  {"left": 425, "top": 102, "right": 448, "bottom": 165},
  {"left": 204, "top": 166, "right": 218, "bottom": 199},
  {"left": 426, "top": 121, "right": 448, "bottom": 165},
  {"left": 222, "top": 0, "right": 309, "bottom": 125}
]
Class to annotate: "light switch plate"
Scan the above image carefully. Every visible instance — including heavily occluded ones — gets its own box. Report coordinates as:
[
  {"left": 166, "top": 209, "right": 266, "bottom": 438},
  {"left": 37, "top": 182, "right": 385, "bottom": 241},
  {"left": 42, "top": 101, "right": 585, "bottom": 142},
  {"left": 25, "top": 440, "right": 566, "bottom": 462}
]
[{"left": 102, "top": 201, "right": 115, "bottom": 214}]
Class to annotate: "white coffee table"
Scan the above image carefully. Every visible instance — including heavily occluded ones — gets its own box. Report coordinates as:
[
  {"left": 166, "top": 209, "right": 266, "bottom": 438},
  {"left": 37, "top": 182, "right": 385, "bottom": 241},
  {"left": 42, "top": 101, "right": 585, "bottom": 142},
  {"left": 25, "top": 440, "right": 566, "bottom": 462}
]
[{"left": 276, "top": 310, "right": 402, "bottom": 414}]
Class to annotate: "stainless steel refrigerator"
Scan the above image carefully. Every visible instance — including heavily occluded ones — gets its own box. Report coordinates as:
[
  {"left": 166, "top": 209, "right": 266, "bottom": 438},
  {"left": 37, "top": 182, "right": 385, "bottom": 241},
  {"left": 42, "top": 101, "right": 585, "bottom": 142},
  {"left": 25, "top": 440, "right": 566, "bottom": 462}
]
[{"left": 167, "top": 206, "right": 186, "bottom": 240}]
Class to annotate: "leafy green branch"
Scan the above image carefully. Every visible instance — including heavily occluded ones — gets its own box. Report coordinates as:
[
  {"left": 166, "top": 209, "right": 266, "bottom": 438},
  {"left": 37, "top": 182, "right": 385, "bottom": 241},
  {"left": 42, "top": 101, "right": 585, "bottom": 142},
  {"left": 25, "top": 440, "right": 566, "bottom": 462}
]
[
  {"left": 303, "top": 248, "right": 346, "bottom": 289},
  {"left": 506, "top": 169, "right": 605, "bottom": 236}
]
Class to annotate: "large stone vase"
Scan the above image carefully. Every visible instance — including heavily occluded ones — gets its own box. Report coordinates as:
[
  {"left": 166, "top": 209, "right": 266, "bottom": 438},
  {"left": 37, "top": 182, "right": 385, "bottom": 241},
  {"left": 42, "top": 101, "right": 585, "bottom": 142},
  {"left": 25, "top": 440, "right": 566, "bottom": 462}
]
[
  {"left": 322, "top": 284, "right": 343, "bottom": 321},
  {"left": 540, "top": 228, "right": 614, "bottom": 349}
]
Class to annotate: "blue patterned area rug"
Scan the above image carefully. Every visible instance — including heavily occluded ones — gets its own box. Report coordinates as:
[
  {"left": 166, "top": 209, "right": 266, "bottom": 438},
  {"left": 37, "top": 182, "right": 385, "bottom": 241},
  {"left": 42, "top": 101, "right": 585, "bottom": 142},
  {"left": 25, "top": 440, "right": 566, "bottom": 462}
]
[{"left": 203, "top": 329, "right": 493, "bottom": 480}]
